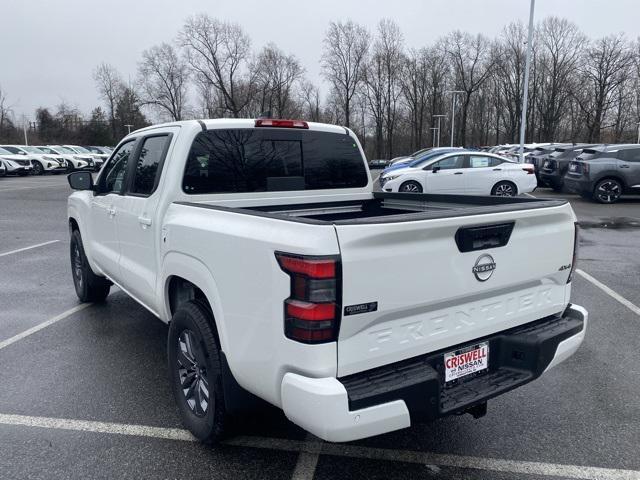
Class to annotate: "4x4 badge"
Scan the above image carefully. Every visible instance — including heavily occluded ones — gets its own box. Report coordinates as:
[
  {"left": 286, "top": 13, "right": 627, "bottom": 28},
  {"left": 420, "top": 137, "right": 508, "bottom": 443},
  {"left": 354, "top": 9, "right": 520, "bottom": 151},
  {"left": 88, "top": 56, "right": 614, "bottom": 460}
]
[{"left": 472, "top": 254, "right": 496, "bottom": 282}]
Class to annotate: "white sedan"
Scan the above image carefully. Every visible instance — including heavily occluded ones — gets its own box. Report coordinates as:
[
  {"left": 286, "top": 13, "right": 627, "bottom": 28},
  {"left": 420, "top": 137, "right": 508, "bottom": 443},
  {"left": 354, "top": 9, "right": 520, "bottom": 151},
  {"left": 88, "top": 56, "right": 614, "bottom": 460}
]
[{"left": 380, "top": 152, "right": 537, "bottom": 196}]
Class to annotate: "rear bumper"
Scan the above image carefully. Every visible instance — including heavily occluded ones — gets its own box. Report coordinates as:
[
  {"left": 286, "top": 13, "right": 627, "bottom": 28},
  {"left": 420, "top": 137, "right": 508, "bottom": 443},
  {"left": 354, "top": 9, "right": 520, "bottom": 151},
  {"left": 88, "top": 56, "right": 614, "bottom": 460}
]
[
  {"left": 281, "top": 304, "right": 587, "bottom": 442},
  {"left": 539, "top": 171, "right": 562, "bottom": 189},
  {"left": 564, "top": 177, "right": 594, "bottom": 194}
]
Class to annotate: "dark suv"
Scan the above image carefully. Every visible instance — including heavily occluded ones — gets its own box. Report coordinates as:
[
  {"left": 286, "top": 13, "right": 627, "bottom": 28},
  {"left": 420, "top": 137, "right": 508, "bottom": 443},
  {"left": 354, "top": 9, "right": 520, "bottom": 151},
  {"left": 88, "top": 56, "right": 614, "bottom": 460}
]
[
  {"left": 528, "top": 144, "right": 571, "bottom": 183},
  {"left": 538, "top": 144, "right": 598, "bottom": 191},
  {"left": 564, "top": 144, "right": 640, "bottom": 203}
]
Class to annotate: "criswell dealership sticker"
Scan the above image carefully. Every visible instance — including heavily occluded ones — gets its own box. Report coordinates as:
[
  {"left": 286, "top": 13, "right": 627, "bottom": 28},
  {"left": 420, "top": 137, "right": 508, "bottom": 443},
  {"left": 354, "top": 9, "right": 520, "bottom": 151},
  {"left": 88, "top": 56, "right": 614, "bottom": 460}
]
[{"left": 344, "top": 302, "right": 378, "bottom": 316}]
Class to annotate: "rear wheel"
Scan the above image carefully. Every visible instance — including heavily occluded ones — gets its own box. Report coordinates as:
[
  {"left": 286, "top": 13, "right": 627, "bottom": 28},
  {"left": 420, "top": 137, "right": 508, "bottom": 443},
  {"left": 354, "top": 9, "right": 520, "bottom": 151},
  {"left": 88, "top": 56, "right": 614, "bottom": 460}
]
[
  {"left": 491, "top": 181, "right": 517, "bottom": 196},
  {"left": 32, "top": 161, "right": 44, "bottom": 175},
  {"left": 168, "top": 300, "right": 228, "bottom": 443},
  {"left": 399, "top": 180, "right": 423, "bottom": 193},
  {"left": 593, "top": 179, "right": 622, "bottom": 204},
  {"left": 70, "top": 229, "right": 111, "bottom": 302}
]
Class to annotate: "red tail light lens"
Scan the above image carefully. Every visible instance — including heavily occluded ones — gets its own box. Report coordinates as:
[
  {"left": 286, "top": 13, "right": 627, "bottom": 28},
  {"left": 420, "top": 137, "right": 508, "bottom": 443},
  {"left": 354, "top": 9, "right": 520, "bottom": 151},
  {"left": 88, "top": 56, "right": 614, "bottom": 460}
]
[
  {"left": 255, "top": 119, "right": 309, "bottom": 129},
  {"left": 276, "top": 252, "right": 341, "bottom": 344},
  {"left": 567, "top": 222, "right": 579, "bottom": 283},
  {"left": 522, "top": 165, "right": 535, "bottom": 174}
]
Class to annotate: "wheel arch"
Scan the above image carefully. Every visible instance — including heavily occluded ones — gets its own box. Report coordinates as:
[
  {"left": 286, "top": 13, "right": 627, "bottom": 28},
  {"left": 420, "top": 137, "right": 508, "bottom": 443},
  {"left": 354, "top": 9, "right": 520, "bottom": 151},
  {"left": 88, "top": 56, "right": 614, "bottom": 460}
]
[
  {"left": 594, "top": 175, "right": 627, "bottom": 190},
  {"left": 161, "top": 252, "right": 228, "bottom": 352}
]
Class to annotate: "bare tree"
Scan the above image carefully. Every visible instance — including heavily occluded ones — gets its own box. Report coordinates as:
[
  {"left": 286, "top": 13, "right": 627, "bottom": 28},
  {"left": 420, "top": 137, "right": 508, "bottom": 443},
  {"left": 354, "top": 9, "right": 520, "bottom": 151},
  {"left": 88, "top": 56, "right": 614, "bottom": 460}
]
[
  {"left": 446, "top": 31, "right": 497, "bottom": 146},
  {"left": 254, "top": 44, "right": 305, "bottom": 118},
  {"left": 180, "top": 14, "right": 256, "bottom": 117},
  {"left": 574, "top": 34, "right": 633, "bottom": 142},
  {"left": 138, "top": 43, "right": 189, "bottom": 121},
  {"left": 0, "top": 85, "right": 13, "bottom": 132},
  {"left": 400, "top": 48, "right": 429, "bottom": 150},
  {"left": 299, "top": 80, "right": 322, "bottom": 122},
  {"left": 321, "top": 20, "right": 370, "bottom": 128},
  {"left": 93, "top": 63, "right": 124, "bottom": 139},
  {"left": 535, "top": 17, "right": 585, "bottom": 141}
]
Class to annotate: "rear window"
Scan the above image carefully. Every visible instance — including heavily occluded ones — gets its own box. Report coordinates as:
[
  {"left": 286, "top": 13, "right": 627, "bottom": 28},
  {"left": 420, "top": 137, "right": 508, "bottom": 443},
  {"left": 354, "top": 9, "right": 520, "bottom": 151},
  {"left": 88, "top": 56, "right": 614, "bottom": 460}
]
[{"left": 182, "top": 129, "right": 368, "bottom": 194}]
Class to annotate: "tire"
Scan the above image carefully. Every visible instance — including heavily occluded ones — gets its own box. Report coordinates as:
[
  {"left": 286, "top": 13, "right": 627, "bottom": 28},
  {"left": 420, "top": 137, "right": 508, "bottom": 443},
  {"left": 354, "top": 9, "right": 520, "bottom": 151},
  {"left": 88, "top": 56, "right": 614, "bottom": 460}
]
[
  {"left": 399, "top": 180, "right": 423, "bottom": 193},
  {"left": 491, "top": 181, "right": 517, "bottom": 197},
  {"left": 168, "top": 300, "right": 228, "bottom": 444},
  {"left": 70, "top": 229, "right": 111, "bottom": 302},
  {"left": 593, "top": 178, "right": 623, "bottom": 204},
  {"left": 551, "top": 182, "right": 564, "bottom": 193},
  {"left": 32, "top": 161, "right": 44, "bottom": 175}
]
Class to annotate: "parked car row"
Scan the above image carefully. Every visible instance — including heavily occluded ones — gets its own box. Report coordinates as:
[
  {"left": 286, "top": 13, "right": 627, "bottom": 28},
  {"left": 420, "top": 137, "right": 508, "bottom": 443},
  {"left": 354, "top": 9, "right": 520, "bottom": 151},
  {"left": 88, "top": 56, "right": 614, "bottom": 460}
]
[
  {"left": 379, "top": 149, "right": 536, "bottom": 196},
  {"left": 0, "top": 144, "right": 113, "bottom": 176}
]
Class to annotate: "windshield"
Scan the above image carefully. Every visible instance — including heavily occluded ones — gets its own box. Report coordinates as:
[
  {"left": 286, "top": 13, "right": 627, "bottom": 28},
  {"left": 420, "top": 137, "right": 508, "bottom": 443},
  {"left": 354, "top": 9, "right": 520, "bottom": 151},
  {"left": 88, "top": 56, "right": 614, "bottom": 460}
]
[
  {"left": 55, "top": 146, "right": 76, "bottom": 154},
  {"left": 409, "top": 149, "right": 459, "bottom": 167},
  {"left": 37, "top": 147, "right": 58, "bottom": 154},
  {"left": 23, "top": 146, "right": 45, "bottom": 154},
  {"left": 1, "top": 146, "right": 23, "bottom": 154},
  {"left": 0, "top": 147, "right": 12, "bottom": 154},
  {"left": 71, "top": 146, "right": 91, "bottom": 154}
]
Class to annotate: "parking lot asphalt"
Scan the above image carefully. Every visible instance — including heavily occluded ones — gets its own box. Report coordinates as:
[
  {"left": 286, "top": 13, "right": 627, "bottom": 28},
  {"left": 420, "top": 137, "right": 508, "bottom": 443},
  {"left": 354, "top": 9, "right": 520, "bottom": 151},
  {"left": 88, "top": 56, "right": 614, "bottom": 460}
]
[{"left": 1, "top": 173, "right": 639, "bottom": 480}]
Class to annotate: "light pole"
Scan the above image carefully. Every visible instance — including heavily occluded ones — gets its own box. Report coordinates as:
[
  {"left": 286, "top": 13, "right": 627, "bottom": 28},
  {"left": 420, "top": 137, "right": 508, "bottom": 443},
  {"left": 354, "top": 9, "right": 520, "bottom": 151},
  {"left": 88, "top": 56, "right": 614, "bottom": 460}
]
[
  {"left": 519, "top": 0, "right": 536, "bottom": 163},
  {"left": 430, "top": 128, "right": 438, "bottom": 147},
  {"left": 445, "top": 91, "right": 464, "bottom": 147},
  {"left": 636, "top": 122, "right": 640, "bottom": 144},
  {"left": 433, "top": 114, "right": 446, "bottom": 147},
  {"left": 125, "top": 124, "right": 133, "bottom": 134}
]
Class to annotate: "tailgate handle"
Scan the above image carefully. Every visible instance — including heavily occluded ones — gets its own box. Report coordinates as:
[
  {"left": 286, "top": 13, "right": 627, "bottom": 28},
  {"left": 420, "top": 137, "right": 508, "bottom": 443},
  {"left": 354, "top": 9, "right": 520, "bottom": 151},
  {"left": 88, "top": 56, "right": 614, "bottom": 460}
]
[{"left": 455, "top": 222, "right": 515, "bottom": 252}]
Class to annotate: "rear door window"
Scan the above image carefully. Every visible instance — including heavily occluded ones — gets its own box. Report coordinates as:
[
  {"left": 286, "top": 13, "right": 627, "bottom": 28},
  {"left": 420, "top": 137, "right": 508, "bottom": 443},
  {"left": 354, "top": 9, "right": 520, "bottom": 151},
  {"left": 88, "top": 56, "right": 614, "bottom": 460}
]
[
  {"left": 182, "top": 129, "right": 367, "bottom": 194},
  {"left": 617, "top": 148, "right": 640, "bottom": 162},
  {"left": 431, "top": 155, "right": 465, "bottom": 170}
]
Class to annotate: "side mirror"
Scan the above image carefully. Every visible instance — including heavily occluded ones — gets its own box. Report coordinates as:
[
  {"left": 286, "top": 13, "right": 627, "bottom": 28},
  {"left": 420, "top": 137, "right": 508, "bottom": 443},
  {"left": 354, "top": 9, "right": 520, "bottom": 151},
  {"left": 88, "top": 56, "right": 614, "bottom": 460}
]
[
  {"left": 431, "top": 165, "right": 441, "bottom": 173},
  {"left": 68, "top": 171, "right": 94, "bottom": 191}
]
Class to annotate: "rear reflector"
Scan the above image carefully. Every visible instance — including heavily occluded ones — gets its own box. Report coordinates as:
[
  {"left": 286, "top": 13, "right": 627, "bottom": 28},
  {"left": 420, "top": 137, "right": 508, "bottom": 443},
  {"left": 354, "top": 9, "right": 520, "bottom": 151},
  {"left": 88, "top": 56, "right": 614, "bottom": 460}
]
[
  {"left": 276, "top": 252, "right": 341, "bottom": 344},
  {"left": 255, "top": 119, "right": 309, "bottom": 129}
]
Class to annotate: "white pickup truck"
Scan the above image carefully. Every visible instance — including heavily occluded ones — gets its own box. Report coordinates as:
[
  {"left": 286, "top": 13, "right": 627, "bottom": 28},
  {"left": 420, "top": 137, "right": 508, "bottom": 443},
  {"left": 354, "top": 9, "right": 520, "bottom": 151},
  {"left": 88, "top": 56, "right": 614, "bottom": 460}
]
[{"left": 67, "top": 118, "right": 587, "bottom": 443}]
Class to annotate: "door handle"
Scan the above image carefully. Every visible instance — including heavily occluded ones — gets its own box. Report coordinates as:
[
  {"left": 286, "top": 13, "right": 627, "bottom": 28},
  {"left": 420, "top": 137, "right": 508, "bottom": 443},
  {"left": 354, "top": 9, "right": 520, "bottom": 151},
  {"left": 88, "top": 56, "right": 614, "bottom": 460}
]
[
  {"left": 620, "top": 164, "right": 630, "bottom": 168},
  {"left": 138, "top": 216, "right": 152, "bottom": 227},
  {"left": 454, "top": 172, "right": 463, "bottom": 175},
  {"left": 493, "top": 168, "right": 502, "bottom": 171}
]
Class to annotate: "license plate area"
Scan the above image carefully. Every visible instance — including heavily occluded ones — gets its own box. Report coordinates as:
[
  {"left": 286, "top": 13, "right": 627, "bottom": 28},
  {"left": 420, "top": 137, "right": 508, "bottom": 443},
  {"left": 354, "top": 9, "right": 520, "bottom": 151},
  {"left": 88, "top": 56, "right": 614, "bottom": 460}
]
[{"left": 444, "top": 342, "right": 489, "bottom": 385}]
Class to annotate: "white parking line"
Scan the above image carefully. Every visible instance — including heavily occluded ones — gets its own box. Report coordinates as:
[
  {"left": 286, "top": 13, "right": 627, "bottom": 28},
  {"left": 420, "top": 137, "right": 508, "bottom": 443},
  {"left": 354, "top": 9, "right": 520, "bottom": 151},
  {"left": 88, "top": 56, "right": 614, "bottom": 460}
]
[
  {"left": 0, "top": 413, "right": 638, "bottom": 480},
  {"left": 0, "top": 303, "right": 91, "bottom": 351},
  {"left": 0, "top": 240, "right": 60, "bottom": 258},
  {"left": 291, "top": 433, "right": 322, "bottom": 480},
  {"left": 576, "top": 269, "right": 640, "bottom": 316},
  {"left": 0, "top": 183, "right": 69, "bottom": 193}
]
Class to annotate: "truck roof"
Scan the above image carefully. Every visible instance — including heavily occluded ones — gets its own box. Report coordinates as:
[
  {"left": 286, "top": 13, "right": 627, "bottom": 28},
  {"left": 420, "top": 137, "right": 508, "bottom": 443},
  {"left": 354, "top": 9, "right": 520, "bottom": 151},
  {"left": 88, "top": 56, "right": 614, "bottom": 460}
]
[{"left": 131, "top": 118, "right": 349, "bottom": 136}]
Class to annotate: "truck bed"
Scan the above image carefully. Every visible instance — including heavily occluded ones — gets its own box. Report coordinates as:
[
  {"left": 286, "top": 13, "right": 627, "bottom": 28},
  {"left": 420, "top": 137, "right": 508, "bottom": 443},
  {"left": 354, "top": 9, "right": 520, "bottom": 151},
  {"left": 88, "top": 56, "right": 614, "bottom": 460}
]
[{"left": 176, "top": 193, "right": 567, "bottom": 225}]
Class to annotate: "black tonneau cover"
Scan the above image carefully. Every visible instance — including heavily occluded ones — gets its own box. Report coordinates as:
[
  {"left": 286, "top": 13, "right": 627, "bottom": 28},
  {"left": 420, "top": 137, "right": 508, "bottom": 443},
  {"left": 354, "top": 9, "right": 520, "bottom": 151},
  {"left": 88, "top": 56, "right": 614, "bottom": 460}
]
[{"left": 175, "top": 192, "right": 567, "bottom": 226}]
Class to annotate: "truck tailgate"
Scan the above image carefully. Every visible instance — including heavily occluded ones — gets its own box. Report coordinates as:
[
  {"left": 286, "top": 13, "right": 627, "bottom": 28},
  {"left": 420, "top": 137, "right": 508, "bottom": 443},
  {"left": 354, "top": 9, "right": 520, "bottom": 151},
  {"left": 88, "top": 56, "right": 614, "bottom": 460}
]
[{"left": 335, "top": 203, "right": 575, "bottom": 377}]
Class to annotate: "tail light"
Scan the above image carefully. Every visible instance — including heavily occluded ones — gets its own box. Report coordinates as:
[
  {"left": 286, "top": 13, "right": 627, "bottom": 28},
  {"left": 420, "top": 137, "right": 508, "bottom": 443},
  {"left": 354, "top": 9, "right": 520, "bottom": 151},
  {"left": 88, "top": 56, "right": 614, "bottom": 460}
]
[
  {"left": 255, "top": 119, "right": 308, "bottom": 129},
  {"left": 276, "top": 252, "right": 341, "bottom": 343},
  {"left": 567, "top": 222, "right": 579, "bottom": 283},
  {"left": 522, "top": 165, "right": 535, "bottom": 174}
]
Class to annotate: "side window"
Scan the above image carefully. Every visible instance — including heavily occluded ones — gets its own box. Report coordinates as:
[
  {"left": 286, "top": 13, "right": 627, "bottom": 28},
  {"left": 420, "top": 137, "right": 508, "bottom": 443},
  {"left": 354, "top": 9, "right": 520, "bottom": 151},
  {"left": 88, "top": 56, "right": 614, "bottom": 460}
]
[
  {"left": 131, "top": 135, "right": 170, "bottom": 196},
  {"left": 99, "top": 141, "right": 135, "bottom": 194},
  {"left": 433, "top": 155, "right": 464, "bottom": 170},
  {"left": 469, "top": 156, "right": 491, "bottom": 168},
  {"left": 618, "top": 148, "right": 640, "bottom": 162}
]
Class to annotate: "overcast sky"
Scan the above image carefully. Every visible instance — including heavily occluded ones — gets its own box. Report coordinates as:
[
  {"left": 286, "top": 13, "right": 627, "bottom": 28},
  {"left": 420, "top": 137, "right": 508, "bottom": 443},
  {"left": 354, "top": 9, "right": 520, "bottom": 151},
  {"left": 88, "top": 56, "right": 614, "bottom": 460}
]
[{"left": 2, "top": 0, "right": 638, "bottom": 120}]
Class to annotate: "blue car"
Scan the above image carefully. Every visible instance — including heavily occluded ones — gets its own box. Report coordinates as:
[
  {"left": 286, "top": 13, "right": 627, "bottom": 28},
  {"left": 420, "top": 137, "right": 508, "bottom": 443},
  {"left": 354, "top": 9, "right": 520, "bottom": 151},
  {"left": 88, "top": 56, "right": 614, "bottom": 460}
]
[{"left": 382, "top": 147, "right": 463, "bottom": 174}]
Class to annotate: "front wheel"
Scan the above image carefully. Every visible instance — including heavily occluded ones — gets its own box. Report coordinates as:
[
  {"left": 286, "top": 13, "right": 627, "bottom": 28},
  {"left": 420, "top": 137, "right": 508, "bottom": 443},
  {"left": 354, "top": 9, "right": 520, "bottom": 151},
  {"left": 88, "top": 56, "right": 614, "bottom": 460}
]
[
  {"left": 491, "top": 181, "right": 517, "bottom": 197},
  {"left": 70, "top": 230, "right": 111, "bottom": 302},
  {"left": 399, "top": 180, "right": 423, "bottom": 193},
  {"left": 168, "top": 300, "right": 228, "bottom": 443},
  {"left": 32, "top": 162, "right": 44, "bottom": 175},
  {"left": 593, "top": 179, "right": 622, "bottom": 204}
]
